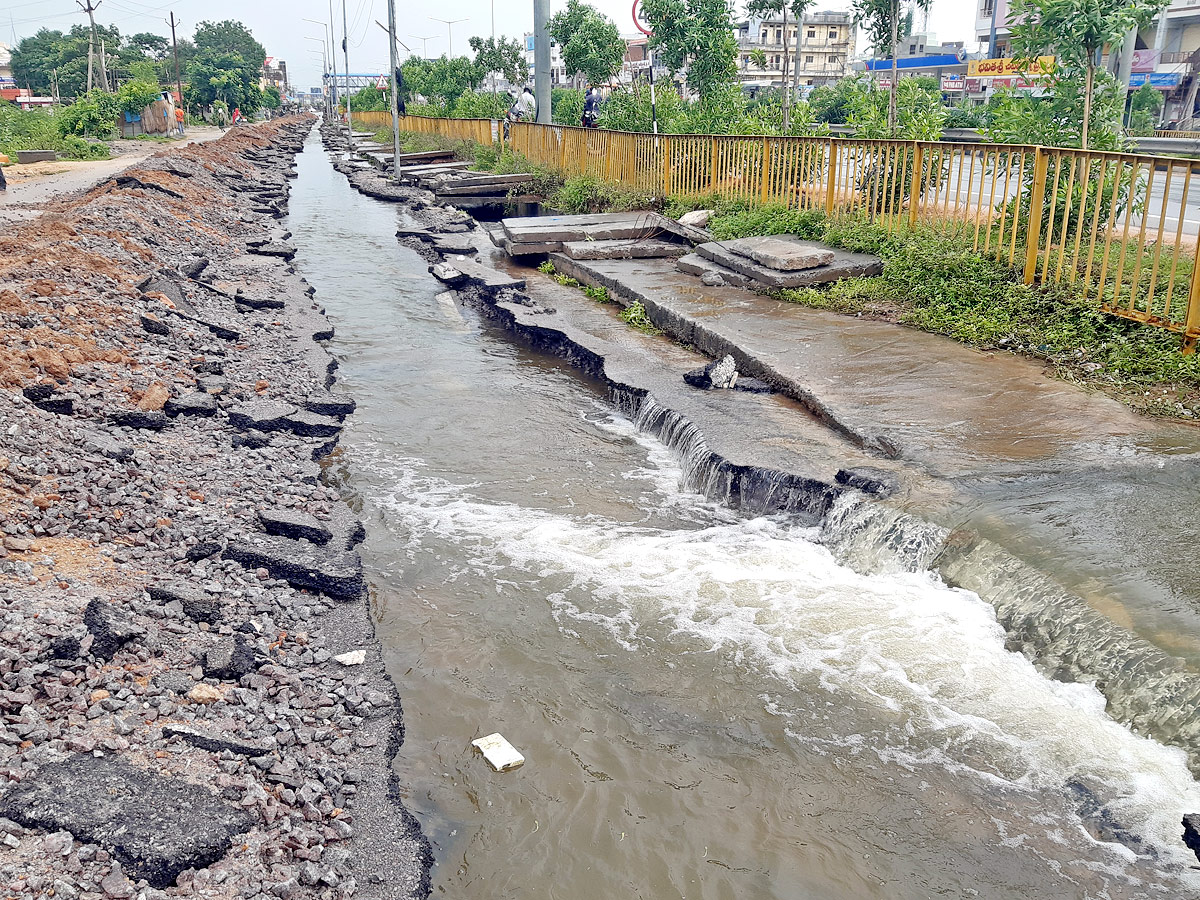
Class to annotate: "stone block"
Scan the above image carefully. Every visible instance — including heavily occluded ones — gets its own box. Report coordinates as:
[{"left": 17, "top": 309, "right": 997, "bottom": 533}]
[
  {"left": 0, "top": 754, "right": 253, "bottom": 888},
  {"left": 723, "top": 236, "right": 835, "bottom": 271}
]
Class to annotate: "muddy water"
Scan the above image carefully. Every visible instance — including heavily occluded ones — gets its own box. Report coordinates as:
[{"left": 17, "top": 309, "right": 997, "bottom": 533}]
[{"left": 289, "top": 133, "right": 1200, "bottom": 899}]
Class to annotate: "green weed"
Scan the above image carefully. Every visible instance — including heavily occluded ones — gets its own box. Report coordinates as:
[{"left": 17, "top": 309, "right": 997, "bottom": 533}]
[{"left": 619, "top": 301, "right": 664, "bottom": 335}]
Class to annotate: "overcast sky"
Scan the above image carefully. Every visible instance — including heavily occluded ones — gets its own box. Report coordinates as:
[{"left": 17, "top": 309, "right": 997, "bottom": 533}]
[{"left": 4, "top": 0, "right": 979, "bottom": 92}]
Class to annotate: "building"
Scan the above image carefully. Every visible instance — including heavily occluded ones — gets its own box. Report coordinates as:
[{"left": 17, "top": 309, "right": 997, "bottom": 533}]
[
  {"left": 261, "top": 57, "right": 288, "bottom": 94},
  {"left": 523, "top": 33, "right": 570, "bottom": 87},
  {"left": 734, "top": 9, "right": 855, "bottom": 89},
  {"left": 974, "top": 0, "right": 1012, "bottom": 57}
]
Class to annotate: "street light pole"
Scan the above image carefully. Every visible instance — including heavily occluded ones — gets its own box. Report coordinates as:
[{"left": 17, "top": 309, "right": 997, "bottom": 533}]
[
  {"left": 430, "top": 17, "right": 467, "bottom": 56},
  {"left": 533, "top": 0, "right": 551, "bottom": 123},
  {"left": 411, "top": 35, "right": 436, "bottom": 59},
  {"left": 342, "top": 0, "right": 353, "bottom": 153}
]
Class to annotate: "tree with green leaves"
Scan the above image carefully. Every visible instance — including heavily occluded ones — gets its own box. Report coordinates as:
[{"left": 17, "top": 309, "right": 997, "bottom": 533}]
[
  {"left": 547, "top": 0, "right": 625, "bottom": 86},
  {"left": 192, "top": 20, "right": 266, "bottom": 71},
  {"left": 745, "top": 0, "right": 813, "bottom": 130},
  {"left": 12, "top": 25, "right": 123, "bottom": 98},
  {"left": 850, "top": 0, "right": 932, "bottom": 135},
  {"left": 639, "top": 0, "right": 739, "bottom": 96},
  {"left": 468, "top": 35, "right": 527, "bottom": 89},
  {"left": 401, "top": 55, "right": 481, "bottom": 113},
  {"left": 1008, "top": 0, "right": 1168, "bottom": 148}
]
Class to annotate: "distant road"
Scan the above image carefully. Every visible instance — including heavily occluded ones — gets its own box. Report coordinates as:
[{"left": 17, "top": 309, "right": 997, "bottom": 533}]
[{"left": 0, "top": 126, "right": 226, "bottom": 226}]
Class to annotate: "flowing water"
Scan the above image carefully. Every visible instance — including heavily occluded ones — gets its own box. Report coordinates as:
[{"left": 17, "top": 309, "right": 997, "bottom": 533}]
[{"left": 289, "top": 132, "right": 1200, "bottom": 899}]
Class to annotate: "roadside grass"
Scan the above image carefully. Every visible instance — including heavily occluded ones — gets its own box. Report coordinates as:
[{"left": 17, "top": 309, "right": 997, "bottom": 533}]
[
  {"left": 536, "top": 262, "right": 658, "bottom": 333},
  {"left": 704, "top": 204, "right": 1200, "bottom": 419},
  {"left": 0, "top": 106, "right": 110, "bottom": 162}
]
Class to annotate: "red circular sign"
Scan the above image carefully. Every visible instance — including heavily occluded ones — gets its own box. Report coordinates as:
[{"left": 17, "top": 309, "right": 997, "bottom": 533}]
[{"left": 632, "top": 0, "right": 653, "bottom": 36}]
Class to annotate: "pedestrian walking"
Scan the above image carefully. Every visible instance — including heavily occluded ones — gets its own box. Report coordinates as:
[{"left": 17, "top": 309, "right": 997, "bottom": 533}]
[
  {"left": 216, "top": 106, "right": 228, "bottom": 130},
  {"left": 175, "top": 106, "right": 185, "bottom": 136},
  {"left": 515, "top": 86, "right": 536, "bottom": 121}
]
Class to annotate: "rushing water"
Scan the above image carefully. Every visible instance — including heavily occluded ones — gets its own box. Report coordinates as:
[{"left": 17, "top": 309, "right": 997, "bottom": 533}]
[{"left": 289, "top": 131, "right": 1200, "bottom": 899}]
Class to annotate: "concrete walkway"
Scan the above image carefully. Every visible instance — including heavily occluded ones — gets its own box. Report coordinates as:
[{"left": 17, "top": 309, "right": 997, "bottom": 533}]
[
  {"left": 553, "top": 255, "right": 1200, "bottom": 478},
  {"left": 0, "top": 127, "right": 226, "bottom": 226}
]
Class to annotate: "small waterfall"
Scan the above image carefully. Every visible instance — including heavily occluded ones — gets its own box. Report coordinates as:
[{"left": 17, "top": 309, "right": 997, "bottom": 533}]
[
  {"left": 620, "top": 393, "right": 837, "bottom": 522},
  {"left": 819, "top": 493, "right": 1200, "bottom": 776}
]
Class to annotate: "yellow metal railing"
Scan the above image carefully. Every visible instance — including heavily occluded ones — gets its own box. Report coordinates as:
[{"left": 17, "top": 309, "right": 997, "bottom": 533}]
[
  {"left": 1153, "top": 129, "right": 1200, "bottom": 139},
  {"left": 378, "top": 114, "right": 1200, "bottom": 348}
]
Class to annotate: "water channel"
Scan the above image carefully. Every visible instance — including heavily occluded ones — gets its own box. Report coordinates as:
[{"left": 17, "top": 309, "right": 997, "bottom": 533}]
[{"left": 288, "top": 130, "right": 1200, "bottom": 898}]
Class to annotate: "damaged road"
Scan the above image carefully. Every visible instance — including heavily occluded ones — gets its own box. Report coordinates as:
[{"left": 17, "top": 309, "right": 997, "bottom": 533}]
[{"left": 0, "top": 118, "right": 428, "bottom": 899}]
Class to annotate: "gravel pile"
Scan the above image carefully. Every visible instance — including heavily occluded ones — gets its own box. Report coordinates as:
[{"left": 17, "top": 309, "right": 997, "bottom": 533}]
[{"left": 0, "top": 118, "right": 429, "bottom": 900}]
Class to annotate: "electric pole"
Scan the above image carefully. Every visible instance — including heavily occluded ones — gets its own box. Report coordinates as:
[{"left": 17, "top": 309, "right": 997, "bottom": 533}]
[
  {"left": 386, "top": 0, "right": 402, "bottom": 179},
  {"left": 167, "top": 12, "right": 183, "bottom": 107},
  {"left": 342, "top": 0, "right": 353, "bottom": 153},
  {"left": 533, "top": 0, "right": 550, "bottom": 123},
  {"left": 77, "top": 0, "right": 101, "bottom": 93}
]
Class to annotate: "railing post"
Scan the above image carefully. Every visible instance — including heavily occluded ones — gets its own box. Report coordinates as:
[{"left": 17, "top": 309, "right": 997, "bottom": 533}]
[
  {"left": 710, "top": 136, "right": 718, "bottom": 194},
  {"left": 663, "top": 135, "right": 672, "bottom": 197},
  {"left": 761, "top": 137, "right": 771, "bottom": 204},
  {"left": 1022, "top": 147, "right": 1050, "bottom": 284},
  {"left": 825, "top": 139, "right": 838, "bottom": 216},
  {"left": 1185, "top": 249, "right": 1200, "bottom": 342},
  {"left": 908, "top": 142, "right": 924, "bottom": 229}
]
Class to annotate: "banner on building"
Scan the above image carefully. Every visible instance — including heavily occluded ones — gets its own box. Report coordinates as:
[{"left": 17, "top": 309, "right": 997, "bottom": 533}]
[
  {"left": 966, "top": 56, "right": 1054, "bottom": 77},
  {"left": 1129, "top": 72, "right": 1182, "bottom": 89},
  {"left": 941, "top": 76, "right": 965, "bottom": 92}
]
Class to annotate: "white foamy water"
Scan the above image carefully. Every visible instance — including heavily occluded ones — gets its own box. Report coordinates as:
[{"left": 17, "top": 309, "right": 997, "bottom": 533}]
[{"left": 358, "top": 418, "right": 1200, "bottom": 882}]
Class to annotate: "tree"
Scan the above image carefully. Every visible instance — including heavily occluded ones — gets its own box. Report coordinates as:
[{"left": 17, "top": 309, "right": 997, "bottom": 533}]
[
  {"left": 185, "top": 49, "right": 260, "bottom": 111},
  {"left": 639, "top": 0, "right": 739, "bottom": 96},
  {"left": 263, "top": 85, "right": 282, "bottom": 110},
  {"left": 850, "top": 0, "right": 932, "bottom": 135},
  {"left": 1008, "top": 0, "right": 1168, "bottom": 148},
  {"left": 12, "top": 24, "right": 122, "bottom": 98},
  {"left": 547, "top": 1, "right": 625, "bottom": 86},
  {"left": 468, "top": 36, "right": 526, "bottom": 87},
  {"left": 193, "top": 20, "right": 266, "bottom": 71},
  {"left": 400, "top": 55, "right": 480, "bottom": 112},
  {"left": 745, "top": 0, "right": 812, "bottom": 130}
]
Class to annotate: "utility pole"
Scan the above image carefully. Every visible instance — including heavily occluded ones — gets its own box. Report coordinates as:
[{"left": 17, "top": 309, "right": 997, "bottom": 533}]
[
  {"left": 533, "top": 0, "right": 551, "bottom": 123},
  {"left": 386, "top": 0, "right": 402, "bottom": 180},
  {"left": 99, "top": 38, "right": 109, "bottom": 91},
  {"left": 77, "top": 0, "right": 101, "bottom": 93},
  {"left": 167, "top": 12, "right": 183, "bottom": 107},
  {"left": 342, "top": 0, "right": 353, "bottom": 153}
]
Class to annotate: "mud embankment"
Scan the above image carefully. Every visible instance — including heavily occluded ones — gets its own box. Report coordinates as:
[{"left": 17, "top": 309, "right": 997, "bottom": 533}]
[{"left": 0, "top": 119, "right": 428, "bottom": 899}]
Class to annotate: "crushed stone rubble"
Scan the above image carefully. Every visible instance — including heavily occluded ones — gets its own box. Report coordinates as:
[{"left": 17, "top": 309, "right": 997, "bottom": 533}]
[{"left": 0, "top": 118, "right": 429, "bottom": 900}]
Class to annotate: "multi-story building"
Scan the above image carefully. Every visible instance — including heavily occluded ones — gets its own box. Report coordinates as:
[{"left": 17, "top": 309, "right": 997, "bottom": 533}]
[
  {"left": 523, "top": 33, "right": 570, "bottom": 87},
  {"left": 734, "top": 9, "right": 854, "bottom": 89},
  {"left": 974, "top": 0, "right": 1012, "bottom": 57},
  {"left": 261, "top": 57, "right": 288, "bottom": 95}
]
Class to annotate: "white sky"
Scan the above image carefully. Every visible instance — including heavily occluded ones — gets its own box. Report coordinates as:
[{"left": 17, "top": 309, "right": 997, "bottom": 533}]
[{"left": 2, "top": 0, "right": 979, "bottom": 92}]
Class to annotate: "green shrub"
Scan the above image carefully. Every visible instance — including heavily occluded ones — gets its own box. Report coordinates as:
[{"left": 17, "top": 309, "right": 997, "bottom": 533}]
[
  {"left": 552, "top": 88, "right": 585, "bottom": 126},
  {"left": 116, "top": 79, "right": 162, "bottom": 116},
  {"left": 619, "top": 300, "right": 664, "bottom": 335},
  {"left": 58, "top": 92, "right": 120, "bottom": 139},
  {"left": 550, "top": 174, "right": 656, "bottom": 214}
]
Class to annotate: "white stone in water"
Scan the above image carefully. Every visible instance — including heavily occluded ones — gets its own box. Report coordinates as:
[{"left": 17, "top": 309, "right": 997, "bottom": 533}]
[
  {"left": 333, "top": 649, "right": 366, "bottom": 666},
  {"left": 471, "top": 733, "right": 525, "bottom": 772},
  {"left": 709, "top": 355, "right": 738, "bottom": 389}
]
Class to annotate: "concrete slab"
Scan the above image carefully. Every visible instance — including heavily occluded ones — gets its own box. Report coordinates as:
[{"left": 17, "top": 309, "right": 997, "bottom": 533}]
[
  {"left": 430, "top": 233, "right": 479, "bottom": 255},
  {"left": 561, "top": 238, "right": 689, "bottom": 260},
  {"left": 676, "top": 253, "right": 755, "bottom": 288},
  {"left": 723, "top": 235, "right": 836, "bottom": 271},
  {"left": 394, "top": 150, "right": 455, "bottom": 164},
  {"left": 434, "top": 256, "right": 526, "bottom": 294},
  {"left": 695, "top": 241, "right": 882, "bottom": 288},
  {"left": 503, "top": 215, "right": 662, "bottom": 245}
]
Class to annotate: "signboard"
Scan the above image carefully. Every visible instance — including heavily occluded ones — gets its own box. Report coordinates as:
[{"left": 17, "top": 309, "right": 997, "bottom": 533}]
[
  {"left": 631, "top": 0, "right": 653, "bottom": 36},
  {"left": 941, "top": 76, "right": 965, "bottom": 92},
  {"left": 967, "top": 56, "right": 1054, "bottom": 77},
  {"left": 1132, "top": 49, "right": 1159, "bottom": 73},
  {"left": 1129, "top": 72, "right": 1182, "bottom": 89}
]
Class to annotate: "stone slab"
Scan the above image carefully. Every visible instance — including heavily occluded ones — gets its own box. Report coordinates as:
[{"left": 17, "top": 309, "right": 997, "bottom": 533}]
[
  {"left": 259, "top": 507, "right": 333, "bottom": 545},
  {"left": 723, "top": 235, "right": 836, "bottom": 271},
  {"left": 0, "top": 754, "right": 253, "bottom": 888},
  {"left": 224, "top": 535, "right": 364, "bottom": 600},
  {"left": 441, "top": 173, "right": 533, "bottom": 190},
  {"left": 16, "top": 149, "right": 57, "bottom": 164},
  {"left": 502, "top": 214, "right": 661, "bottom": 245},
  {"left": 695, "top": 242, "right": 882, "bottom": 288},
  {"left": 226, "top": 401, "right": 298, "bottom": 432},
  {"left": 393, "top": 150, "right": 455, "bottom": 164},
  {"left": 676, "top": 253, "right": 755, "bottom": 288},
  {"left": 430, "top": 233, "right": 479, "bottom": 255},
  {"left": 561, "top": 239, "right": 688, "bottom": 261},
  {"left": 430, "top": 257, "right": 526, "bottom": 294}
]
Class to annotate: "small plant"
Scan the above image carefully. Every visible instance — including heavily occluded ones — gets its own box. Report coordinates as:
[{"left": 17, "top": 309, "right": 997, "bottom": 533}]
[
  {"left": 583, "top": 284, "right": 612, "bottom": 304},
  {"left": 537, "top": 261, "right": 557, "bottom": 274},
  {"left": 553, "top": 273, "right": 581, "bottom": 288},
  {"left": 619, "top": 301, "right": 663, "bottom": 335}
]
